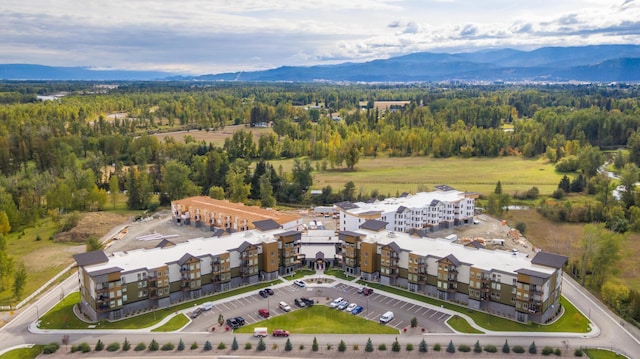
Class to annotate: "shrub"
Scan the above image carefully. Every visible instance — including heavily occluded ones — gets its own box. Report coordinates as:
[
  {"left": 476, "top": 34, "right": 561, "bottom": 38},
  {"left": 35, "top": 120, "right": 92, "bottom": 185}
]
[
  {"left": 542, "top": 346, "right": 554, "bottom": 356},
  {"left": 410, "top": 317, "right": 418, "bottom": 327},
  {"left": 122, "top": 338, "right": 131, "bottom": 351},
  {"left": 245, "top": 342, "right": 252, "bottom": 350},
  {"left": 312, "top": 337, "right": 318, "bottom": 352},
  {"left": 42, "top": 342, "right": 60, "bottom": 354},
  {"left": 285, "top": 338, "right": 292, "bottom": 352},
  {"left": 203, "top": 341, "right": 212, "bottom": 351},
  {"left": 513, "top": 345, "right": 525, "bottom": 353},
  {"left": 554, "top": 348, "right": 562, "bottom": 356},
  {"left": 161, "top": 342, "right": 175, "bottom": 351},
  {"left": 149, "top": 339, "right": 159, "bottom": 351},
  {"left": 298, "top": 344, "right": 304, "bottom": 350},
  {"left": 338, "top": 340, "right": 347, "bottom": 352},
  {"left": 272, "top": 343, "right": 279, "bottom": 350},
  {"left": 190, "top": 341, "right": 198, "bottom": 350},
  {"left": 406, "top": 343, "right": 414, "bottom": 351},
  {"left": 326, "top": 344, "right": 332, "bottom": 350},
  {"left": 365, "top": 338, "right": 374, "bottom": 352},
  {"left": 474, "top": 340, "right": 482, "bottom": 353},
  {"left": 392, "top": 338, "right": 401, "bottom": 352},
  {"left": 95, "top": 339, "right": 104, "bottom": 351},
  {"left": 106, "top": 342, "right": 120, "bottom": 352},
  {"left": 177, "top": 339, "right": 185, "bottom": 351},
  {"left": 574, "top": 348, "right": 584, "bottom": 356},
  {"left": 134, "top": 342, "right": 146, "bottom": 352},
  {"left": 458, "top": 344, "right": 471, "bottom": 352},
  {"left": 217, "top": 342, "right": 226, "bottom": 350},
  {"left": 257, "top": 338, "right": 266, "bottom": 351},
  {"left": 433, "top": 343, "right": 441, "bottom": 351},
  {"left": 231, "top": 337, "right": 238, "bottom": 351},
  {"left": 71, "top": 343, "right": 91, "bottom": 353},
  {"left": 502, "top": 339, "right": 510, "bottom": 353},
  {"left": 446, "top": 340, "right": 455, "bottom": 353},
  {"left": 484, "top": 344, "right": 497, "bottom": 353},
  {"left": 378, "top": 343, "right": 387, "bottom": 351},
  {"left": 529, "top": 341, "right": 537, "bottom": 354},
  {"left": 419, "top": 339, "right": 428, "bottom": 353},
  {"left": 515, "top": 221, "right": 527, "bottom": 235},
  {"left": 353, "top": 344, "right": 359, "bottom": 350}
]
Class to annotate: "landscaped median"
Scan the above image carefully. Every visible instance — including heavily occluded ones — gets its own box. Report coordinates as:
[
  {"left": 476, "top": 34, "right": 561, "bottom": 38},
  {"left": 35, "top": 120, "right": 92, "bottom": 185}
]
[
  {"left": 356, "top": 280, "right": 591, "bottom": 333},
  {"left": 234, "top": 306, "right": 399, "bottom": 335},
  {"left": 37, "top": 279, "right": 282, "bottom": 330}
]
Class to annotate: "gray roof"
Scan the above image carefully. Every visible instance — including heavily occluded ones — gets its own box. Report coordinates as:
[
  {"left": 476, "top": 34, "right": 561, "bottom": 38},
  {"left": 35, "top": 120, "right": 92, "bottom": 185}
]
[
  {"left": 237, "top": 240, "right": 254, "bottom": 253},
  {"left": 88, "top": 266, "right": 123, "bottom": 277},
  {"left": 73, "top": 251, "right": 108, "bottom": 267},
  {"left": 359, "top": 220, "right": 388, "bottom": 232},
  {"left": 335, "top": 201, "right": 359, "bottom": 210},
  {"left": 441, "top": 254, "right": 461, "bottom": 267},
  {"left": 275, "top": 230, "right": 302, "bottom": 238},
  {"left": 338, "top": 230, "right": 367, "bottom": 238},
  {"left": 396, "top": 205, "right": 410, "bottom": 214},
  {"left": 434, "top": 184, "right": 457, "bottom": 192},
  {"left": 516, "top": 268, "right": 553, "bottom": 279},
  {"left": 210, "top": 228, "right": 225, "bottom": 237},
  {"left": 385, "top": 241, "right": 402, "bottom": 253},
  {"left": 155, "top": 239, "right": 176, "bottom": 248},
  {"left": 406, "top": 228, "right": 428, "bottom": 237},
  {"left": 253, "top": 219, "right": 281, "bottom": 231},
  {"left": 429, "top": 199, "right": 441, "bottom": 207},
  {"left": 176, "top": 253, "right": 198, "bottom": 265},
  {"left": 466, "top": 240, "right": 484, "bottom": 249},
  {"left": 531, "top": 252, "right": 568, "bottom": 269},
  {"left": 315, "top": 251, "right": 325, "bottom": 260}
]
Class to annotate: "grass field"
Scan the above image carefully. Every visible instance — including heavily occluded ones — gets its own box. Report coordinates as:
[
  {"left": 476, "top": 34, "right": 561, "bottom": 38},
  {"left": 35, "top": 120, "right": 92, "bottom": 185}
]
[
  {"left": 0, "top": 345, "right": 43, "bottom": 359},
  {"left": 151, "top": 313, "right": 189, "bottom": 332},
  {"left": 233, "top": 306, "right": 399, "bottom": 335},
  {"left": 271, "top": 156, "right": 563, "bottom": 197},
  {"left": 583, "top": 348, "right": 629, "bottom": 358}
]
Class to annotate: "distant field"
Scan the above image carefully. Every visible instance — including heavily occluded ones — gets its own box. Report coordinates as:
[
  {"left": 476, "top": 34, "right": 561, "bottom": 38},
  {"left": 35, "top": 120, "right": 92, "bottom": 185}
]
[
  {"left": 151, "top": 125, "right": 273, "bottom": 146},
  {"left": 273, "top": 156, "right": 563, "bottom": 197}
]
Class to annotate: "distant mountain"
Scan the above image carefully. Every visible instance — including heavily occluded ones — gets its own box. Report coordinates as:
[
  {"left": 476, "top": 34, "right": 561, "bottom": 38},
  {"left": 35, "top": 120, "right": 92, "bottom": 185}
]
[
  {"left": 3, "top": 45, "right": 640, "bottom": 82},
  {"left": 0, "top": 64, "right": 173, "bottom": 81},
  {"left": 191, "top": 44, "right": 640, "bottom": 83}
]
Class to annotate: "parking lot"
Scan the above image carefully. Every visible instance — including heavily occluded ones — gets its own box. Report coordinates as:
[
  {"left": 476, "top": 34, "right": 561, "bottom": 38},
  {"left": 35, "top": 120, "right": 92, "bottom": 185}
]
[{"left": 184, "top": 279, "right": 453, "bottom": 335}]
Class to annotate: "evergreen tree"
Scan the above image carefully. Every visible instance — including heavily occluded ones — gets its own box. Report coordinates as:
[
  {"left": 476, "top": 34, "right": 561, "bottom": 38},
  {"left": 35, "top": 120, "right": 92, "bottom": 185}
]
[
  {"left": 122, "top": 338, "right": 131, "bottom": 351},
  {"left": 284, "top": 338, "right": 292, "bottom": 352},
  {"left": 494, "top": 180, "right": 503, "bottom": 194},
  {"left": 12, "top": 261, "right": 26, "bottom": 300},
  {"left": 502, "top": 339, "right": 510, "bottom": 353},
  {"left": 418, "top": 338, "right": 428, "bottom": 353},
  {"left": 149, "top": 339, "right": 159, "bottom": 351},
  {"left": 558, "top": 175, "right": 571, "bottom": 193},
  {"left": 177, "top": 338, "right": 185, "bottom": 351},
  {"left": 257, "top": 338, "right": 266, "bottom": 351},
  {"left": 392, "top": 337, "right": 401, "bottom": 352},
  {"left": 365, "top": 338, "right": 374, "bottom": 352},
  {"left": 231, "top": 337, "right": 238, "bottom": 351},
  {"left": 529, "top": 341, "right": 537, "bottom": 354},
  {"left": 203, "top": 340, "right": 212, "bottom": 351},
  {"left": 474, "top": 340, "right": 482, "bottom": 353},
  {"left": 446, "top": 340, "right": 455, "bottom": 353},
  {"left": 95, "top": 339, "right": 104, "bottom": 351},
  {"left": 338, "top": 340, "right": 347, "bottom": 352},
  {"left": 312, "top": 337, "right": 319, "bottom": 352}
]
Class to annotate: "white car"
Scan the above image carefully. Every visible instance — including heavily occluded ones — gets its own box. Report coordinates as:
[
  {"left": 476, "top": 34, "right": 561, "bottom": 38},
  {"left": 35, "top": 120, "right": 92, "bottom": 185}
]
[
  {"left": 337, "top": 300, "right": 350, "bottom": 310},
  {"left": 293, "top": 279, "right": 306, "bottom": 288},
  {"left": 279, "top": 301, "right": 292, "bottom": 312},
  {"left": 329, "top": 297, "right": 344, "bottom": 308},
  {"left": 345, "top": 303, "right": 358, "bottom": 312}
]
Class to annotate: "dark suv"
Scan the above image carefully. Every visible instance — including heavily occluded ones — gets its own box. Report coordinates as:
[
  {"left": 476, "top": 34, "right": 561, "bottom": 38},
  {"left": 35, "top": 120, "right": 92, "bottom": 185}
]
[
  {"left": 226, "top": 318, "right": 240, "bottom": 329},
  {"left": 300, "top": 297, "right": 314, "bottom": 306},
  {"left": 294, "top": 298, "right": 306, "bottom": 307}
]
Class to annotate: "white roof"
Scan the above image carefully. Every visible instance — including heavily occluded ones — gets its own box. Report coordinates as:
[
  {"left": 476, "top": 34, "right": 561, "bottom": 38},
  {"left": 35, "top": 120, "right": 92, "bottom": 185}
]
[
  {"left": 365, "top": 231, "right": 554, "bottom": 276},
  {"left": 346, "top": 190, "right": 468, "bottom": 215}
]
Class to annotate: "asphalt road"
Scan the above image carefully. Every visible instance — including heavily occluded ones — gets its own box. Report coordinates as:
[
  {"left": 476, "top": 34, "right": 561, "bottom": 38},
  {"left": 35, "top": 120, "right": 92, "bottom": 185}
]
[{"left": 1, "top": 271, "right": 640, "bottom": 358}]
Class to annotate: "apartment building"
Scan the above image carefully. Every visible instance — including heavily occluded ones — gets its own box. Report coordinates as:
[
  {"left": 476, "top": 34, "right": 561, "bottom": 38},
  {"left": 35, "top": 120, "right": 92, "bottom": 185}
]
[
  {"left": 171, "top": 196, "right": 302, "bottom": 232},
  {"left": 338, "top": 225, "right": 567, "bottom": 324},
  {"left": 335, "top": 185, "right": 478, "bottom": 233},
  {"left": 73, "top": 220, "right": 301, "bottom": 321}
]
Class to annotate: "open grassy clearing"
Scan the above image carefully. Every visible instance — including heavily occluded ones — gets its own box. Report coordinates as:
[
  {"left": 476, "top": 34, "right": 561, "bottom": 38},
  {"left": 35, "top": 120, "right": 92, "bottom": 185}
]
[
  {"left": 151, "top": 313, "right": 189, "bottom": 332},
  {"left": 39, "top": 280, "right": 282, "bottom": 329},
  {"left": 233, "top": 305, "right": 399, "bottom": 335},
  {"left": 358, "top": 280, "right": 590, "bottom": 333},
  {"left": 271, "top": 156, "right": 563, "bottom": 197},
  {"left": 151, "top": 125, "right": 273, "bottom": 147},
  {"left": 583, "top": 348, "right": 629, "bottom": 359}
]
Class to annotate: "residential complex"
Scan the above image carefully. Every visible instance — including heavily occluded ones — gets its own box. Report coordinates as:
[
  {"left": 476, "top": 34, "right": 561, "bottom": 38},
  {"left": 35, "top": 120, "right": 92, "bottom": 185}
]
[
  {"left": 335, "top": 185, "right": 478, "bottom": 233},
  {"left": 339, "top": 222, "right": 567, "bottom": 324}
]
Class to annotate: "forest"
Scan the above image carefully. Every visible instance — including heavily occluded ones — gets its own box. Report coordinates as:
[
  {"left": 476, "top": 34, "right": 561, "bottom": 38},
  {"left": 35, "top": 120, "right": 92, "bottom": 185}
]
[{"left": 2, "top": 81, "right": 640, "bottom": 322}]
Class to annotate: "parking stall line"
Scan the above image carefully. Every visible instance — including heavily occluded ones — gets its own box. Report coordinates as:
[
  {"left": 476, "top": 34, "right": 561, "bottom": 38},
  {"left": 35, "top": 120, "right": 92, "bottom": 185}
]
[
  {"left": 437, "top": 313, "right": 448, "bottom": 320},
  {"left": 429, "top": 310, "right": 439, "bottom": 318},
  {"left": 399, "top": 302, "right": 411, "bottom": 310}
]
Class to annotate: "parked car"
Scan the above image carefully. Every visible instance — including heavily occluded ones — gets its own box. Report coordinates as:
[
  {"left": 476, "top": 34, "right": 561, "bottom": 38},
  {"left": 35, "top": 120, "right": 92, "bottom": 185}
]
[
  {"left": 272, "top": 329, "right": 290, "bottom": 337},
  {"left": 265, "top": 288, "right": 275, "bottom": 295},
  {"left": 345, "top": 303, "right": 358, "bottom": 312},
  {"left": 337, "top": 300, "right": 350, "bottom": 310},
  {"left": 258, "top": 309, "right": 270, "bottom": 318},
  {"left": 351, "top": 305, "right": 364, "bottom": 315},
  {"left": 254, "top": 327, "right": 268, "bottom": 337},
  {"left": 258, "top": 290, "right": 268, "bottom": 298},
  {"left": 294, "top": 298, "right": 306, "bottom": 307},
  {"left": 300, "top": 297, "right": 314, "bottom": 306},
  {"left": 363, "top": 288, "right": 374, "bottom": 296},
  {"left": 190, "top": 307, "right": 203, "bottom": 318},
  {"left": 357, "top": 287, "right": 365, "bottom": 294},
  {"left": 329, "top": 297, "right": 343, "bottom": 308},
  {"left": 235, "top": 316, "right": 246, "bottom": 326},
  {"left": 201, "top": 302, "right": 213, "bottom": 311},
  {"left": 379, "top": 311, "right": 394, "bottom": 324},
  {"left": 279, "top": 301, "right": 292, "bottom": 312},
  {"left": 226, "top": 318, "right": 241, "bottom": 329},
  {"left": 293, "top": 279, "right": 306, "bottom": 288}
]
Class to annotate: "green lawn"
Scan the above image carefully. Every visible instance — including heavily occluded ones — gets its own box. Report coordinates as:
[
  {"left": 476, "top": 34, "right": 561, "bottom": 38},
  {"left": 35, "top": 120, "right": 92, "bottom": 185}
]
[
  {"left": 358, "top": 281, "right": 590, "bottom": 333},
  {"left": 234, "top": 305, "right": 398, "bottom": 334},
  {"left": 283, "top": 269, "right": 315, "bottom": 280},
  {"left": 324, "top": 269, "right": 357, "bottom": 281},
  {"left": 151, "top": 313, "right": 189, "bottom": 332},
  {"left": 447, "top": 315, "right": 483, "bottom": 333},
  {"left": 0, "top": 346, "right": 43, "bottom": 359},
  {"left": 584, "top": 348, "right": 629, "bottom": 359},
  {"left": 39, "top": 279, "right": 282, "bottom": 330}
]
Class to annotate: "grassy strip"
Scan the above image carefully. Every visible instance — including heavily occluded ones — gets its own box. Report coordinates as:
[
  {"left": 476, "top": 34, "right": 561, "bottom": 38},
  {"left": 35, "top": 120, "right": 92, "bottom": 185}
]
[
  {"left": 447, "top": 315, "right": 483, "bottom": 333},
  {"left": 324, "top": 269, "right": 357, "bottom": 281},
  {"left": 583, "top": 349, "right": 629, "bottom": 359},
  {"left": 0, "top": 346, "right": 43, "bottom": 359},
  {"left": 282, "top": 269, "right": 315, "bottom": 280},
  {"left": 234, "top": 305, "right": 398, "bottom": 334},
  {"left": 151, "top": 313, "right": 189, "bottom": 332},
  {"left": 358, "top": 280, "right": 590, "bottom": 333},
  {"left": 39, "top": 279, "right": 282, "bottom": 330}
]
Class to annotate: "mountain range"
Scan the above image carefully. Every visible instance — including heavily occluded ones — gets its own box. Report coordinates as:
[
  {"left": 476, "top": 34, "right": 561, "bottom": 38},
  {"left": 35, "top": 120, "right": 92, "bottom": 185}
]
[{"left": 2, "top": 45, "right": 640, "bottom": 82}]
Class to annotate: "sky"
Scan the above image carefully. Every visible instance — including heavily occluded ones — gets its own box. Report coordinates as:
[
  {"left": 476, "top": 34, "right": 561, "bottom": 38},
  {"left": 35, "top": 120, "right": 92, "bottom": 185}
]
[{"left": 2, "top": 0, "right": 640, "bottom": 74}]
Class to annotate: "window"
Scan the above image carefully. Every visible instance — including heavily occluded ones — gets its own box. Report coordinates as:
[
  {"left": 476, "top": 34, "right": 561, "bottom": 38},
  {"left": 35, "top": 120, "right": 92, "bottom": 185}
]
[{"left": 123, "top": 294, "right": 127, "bottom": 302}]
